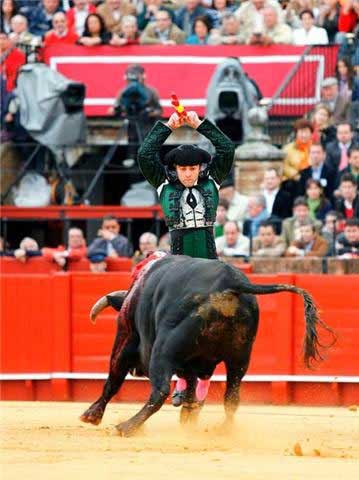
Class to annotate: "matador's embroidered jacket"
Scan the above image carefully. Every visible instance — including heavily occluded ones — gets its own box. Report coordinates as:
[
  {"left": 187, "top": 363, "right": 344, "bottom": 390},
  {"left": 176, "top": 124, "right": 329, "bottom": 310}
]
[{"left": 137, "top": 119, "right": 235, "bottom": 259}]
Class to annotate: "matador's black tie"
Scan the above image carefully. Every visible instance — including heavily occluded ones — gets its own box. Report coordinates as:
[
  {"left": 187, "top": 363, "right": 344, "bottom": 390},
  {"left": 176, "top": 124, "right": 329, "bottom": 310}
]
[{"left": 186, "top": 187, "right": 197, "bottom": 209}]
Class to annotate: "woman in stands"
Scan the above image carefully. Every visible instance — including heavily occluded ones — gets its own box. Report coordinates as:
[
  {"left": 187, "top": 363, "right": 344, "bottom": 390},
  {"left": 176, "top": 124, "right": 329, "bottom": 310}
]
[
  {"left": 305, "top": 178, "right": 332, "bottom": 221},
  {"left": 0, "top": 0, "right": 18, "bottom": 34},
  {"left": 311, "top": 103, "right": 337, "bottom": 149},
  {"left": 186, "top": 15, "right": 212, "bottom": 45},
  {"left": 335, "top": 57, "right": 359, "bottom": 102},
  {"left": 282, "top": 118, "right": 314, "bottom": 184},
  {"left": 77, "top": 13, "right": 111, "bottom": 46}
]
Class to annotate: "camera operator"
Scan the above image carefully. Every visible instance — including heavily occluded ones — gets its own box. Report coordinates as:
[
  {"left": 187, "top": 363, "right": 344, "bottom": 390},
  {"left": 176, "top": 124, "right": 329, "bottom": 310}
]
[{"left": 108, "top": 63, "right": 162, "bottom": 160}]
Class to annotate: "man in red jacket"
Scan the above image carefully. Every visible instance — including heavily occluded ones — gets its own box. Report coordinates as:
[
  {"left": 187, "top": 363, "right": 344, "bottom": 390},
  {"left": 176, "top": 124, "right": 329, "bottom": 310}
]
[
  {"left": 0, "top": 32, "right": 25, "bottom": 92},
  {"left": 43, "top": 12, "right": 79, "bottom": 47},
  {"left": 42, "top": 227, "right": 87, "bottom": 268}
]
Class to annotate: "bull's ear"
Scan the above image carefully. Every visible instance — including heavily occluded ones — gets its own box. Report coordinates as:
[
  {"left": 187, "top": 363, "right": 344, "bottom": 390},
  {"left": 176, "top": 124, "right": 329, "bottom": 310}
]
[{"left": 106, "top": 294, "right": 125, "bottom": 311}]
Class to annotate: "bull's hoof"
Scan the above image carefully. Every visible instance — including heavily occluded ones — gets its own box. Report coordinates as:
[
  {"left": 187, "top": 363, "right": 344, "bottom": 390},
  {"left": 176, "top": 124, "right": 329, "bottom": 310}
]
[
  {"left": 180, "top": 402, "right": 203, "bottom": 425},
  {"left": 115, "top": 421, "right": 138, "bottom": 437},
  {"left": 79, "top": 406, "right": 104, "bottom": 426}
]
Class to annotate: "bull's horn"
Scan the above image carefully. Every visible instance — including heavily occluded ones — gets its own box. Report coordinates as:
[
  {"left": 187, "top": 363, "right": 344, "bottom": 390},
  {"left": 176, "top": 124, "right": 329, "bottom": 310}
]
[{"left": 89, "top": 290, "right": 127, "bottom": 324}]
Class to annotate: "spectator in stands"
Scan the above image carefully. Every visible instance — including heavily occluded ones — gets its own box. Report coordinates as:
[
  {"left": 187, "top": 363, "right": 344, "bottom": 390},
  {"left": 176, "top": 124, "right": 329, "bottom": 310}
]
[
  {"left": 281, "top": 196, "right": 322, "bottom": 246},
  {"left": 282, "top": 119, "right": 313, "bottom": 183},
  {"left": 321, "top": 210, "right": 345, "bottom": 256},
  {"left": 140, "top": 8, "right": 186, "bottom": 45},
  {"left": 335, "top": 217, "right": 359, "bottom": 257},
  {"left": 311, "top": 103, "right": 337, "bottom": 149},
  {"left": 285, "top": 0, "right": 319, "bottom": 29},
  {"left": 208, "top": 12, "right": 245, "bottom": 45},
  {"left": 304, "top": 178, "right": 332, "bottom": 221},
  {"left": 8, "top": 14, "right": 40, "bottom": 52},
  {"left": 43, "top": 11, "right": 79, "bottom": 46},
  {"left": 317, "top": 0, "right": 340, "bottom": 44},
  {"left": 87, "top": 215, "right": 133, "bottom": 263},
  {"left": 298, "top": 142, "right": 336, "bottom": 200},
  {"left": 186, "top": 15, "right": 212, "bottom": 44},
  {"left": 247, "top": 5, "right": 293, "bottom": 45},
  {"left": 42, "top": 227, "right": 87, "bottom": 268},
  {"left": 234, "top": 0, "right": 283, "bottom": 42},
  {"left": 214, "top": 198, "right": 229, "bottom": 238},
  {"left": 261, "top": 167, "right": 293, "bottom": 222},
  {"left": 336, "top": 173, "right": 359, "bottom": 218},
  {"left": 137, "top": 0, "right": 162, "bottom": 31},
  {"left": 28, "top": 0, "right": 62, "bottom": 37},
  {"left": 218, "top": 178, "right": 249, "bottom": 227},
  {"left": 337, "top": 0, "right": 358, "bottom": 42},
  {"left": 66, "top": 0, "right": 96, "bottom": 37},
  {"left": 175, "top": 0, "right": 215, "bottom": 36},
  {"left": 133, "top": 231, "right": 158, "bottom": 263},
  {"left": 96, "top": 0, "right": 136, "bottom": 35},
  {"left": 325, "top": 122, "right": 356, "bottom": 174},
  {"left": 110, "top": 15, "right": 139, "bottom": 45},
  {"left": 77, "top": 13, "right": 111, "bottom": 45},
  {"left": 243, "top": 194, "right": 269, "bottom": 238},
  {"left": 335, "top": 57, "right": 359, "bottom": 103},
  {"left": 158, "top": 232, "right": 171, "bottom": 252},
  {"left": 320, "top": 77, "right": 350, "bottom": 124},
  {"left": 285, "top": 220, "right": 329, "bottom": 257},
  {"left": 0, "top": 0, "right": 19, "bottom": 34},
  {"left": 215, "top": 220, "right": 250, "bottom": 257},
  {"left": 293, "top": 9, "right": 329, "bottom": 45},
  {"left": 252, "top": 220, "right": 286, "bottom": 257},
  {"left": 336, "top": 144, "right": 359, "bottom": 190},
  {"left": 212, "top": 0, "right": 236, "bottom": 23},
  {"left": 13, "top": 237, "right": 42, "bottom": 262},
  {"left": 0, "top": 31, "right": 25, "bottom": 92},
  {"left": 0, "top": 236, "right": 4, "bottom": 254}
]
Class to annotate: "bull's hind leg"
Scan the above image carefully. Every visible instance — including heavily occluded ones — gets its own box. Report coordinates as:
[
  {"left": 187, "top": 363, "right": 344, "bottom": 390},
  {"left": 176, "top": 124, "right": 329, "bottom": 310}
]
[
  {"left": 80, "top": 327, "right": 137, "bottom": 425},
  {"left": 223, "top": 354, "right": 251, "bottom": 427},
  {"left": 115, "top": 349, "right": 173, "bottom": 437}
]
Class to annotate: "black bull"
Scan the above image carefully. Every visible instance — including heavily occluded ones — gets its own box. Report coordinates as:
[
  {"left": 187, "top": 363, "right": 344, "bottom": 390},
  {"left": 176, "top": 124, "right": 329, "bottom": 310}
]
[{"left": 80, "top": 255, "right": 334, "bottom": 436}]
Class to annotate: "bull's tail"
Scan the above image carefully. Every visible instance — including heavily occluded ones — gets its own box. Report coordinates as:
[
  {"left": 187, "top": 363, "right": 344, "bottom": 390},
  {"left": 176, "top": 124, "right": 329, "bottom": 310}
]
[
  {"left": 235, "top": 282, "right": 336, "bottom": 368},
  {"left": 90, "top": 290, "right": 127, "bottom": 324}
]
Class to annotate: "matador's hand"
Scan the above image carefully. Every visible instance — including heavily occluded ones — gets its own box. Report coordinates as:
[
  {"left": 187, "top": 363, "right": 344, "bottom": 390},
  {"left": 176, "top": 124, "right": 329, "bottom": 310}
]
[
  {"left": 184, "top": 111, "right": 202, "bottom": 129},
  {"left": 166, "top": 112, "right": 185, "bottom": 130}
]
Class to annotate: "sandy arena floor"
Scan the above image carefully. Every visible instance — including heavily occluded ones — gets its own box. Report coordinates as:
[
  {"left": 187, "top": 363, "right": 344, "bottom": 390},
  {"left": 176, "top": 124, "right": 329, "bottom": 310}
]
[{"left": 1, "top": 401, "right": 358, "bottom": 480}]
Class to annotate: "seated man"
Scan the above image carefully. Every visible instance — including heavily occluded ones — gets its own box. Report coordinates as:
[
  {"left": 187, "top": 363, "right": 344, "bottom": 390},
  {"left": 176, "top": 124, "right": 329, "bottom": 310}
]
[
  {"left": 243, "top": 194, "right": 269, "bottom": 238},
  {"left": 285, "top": 221, "right": 329, "bottom": 257},
  {"left": 133, "top": 231, "right": 158, "bottom": 264},
  {"left": 87, "top": 215, "right": 133, "bottom": 265},
  {"left": 335, "top": 218, "right": 359, "bottom": 257},
  {"left": 13, "top": 237, "right": 42, "bottom": 262},
  {"left": 321, "top": 210, "right": 345, "bottom": 256},
  {"left": 140, "top": 8, "right": 186, "bottom": 45},
  {"left": 214, "top": 198, "right": 229, "bottom": 238},
  {"left": 43, "top": 12, "right": 79, "bottom": 46},
  {"left": 110, "top": 15, "right": 140, "bottom": 46},
  {"left": 335, "top": 173, "right": 359, "bottom": 219},
  {"left": 208, "top": 13, "right": 245, "bottom": 45},
  {"left": 215, "top": 220, "right": 250, "bottom": 257},
  {"left": 281, "top": 196, "right": 322, "bottom": 247},
  {"left": 96, "top": 0, "right": 136, "bottom": 35},
  {"left": 252, "top": 221, "right": 286, "bottom": 257},
  {"left": 218, "top": 178, "right": 249, "bottom": 228},
  {"left": 42, "top": 227, "right": 87, "bottom": 268},
  {"left": 248, "top": 5, "right": 293, "bottom": 45}
]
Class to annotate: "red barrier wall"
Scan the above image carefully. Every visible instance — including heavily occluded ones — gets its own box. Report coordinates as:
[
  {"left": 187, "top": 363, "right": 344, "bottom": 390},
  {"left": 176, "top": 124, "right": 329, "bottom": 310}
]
[{"left": 1, "top": 271, "right": 358, "bottom": 405}]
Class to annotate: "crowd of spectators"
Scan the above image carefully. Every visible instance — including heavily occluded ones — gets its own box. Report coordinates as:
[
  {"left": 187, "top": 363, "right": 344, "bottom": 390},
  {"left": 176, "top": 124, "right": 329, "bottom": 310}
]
[{"left": 1, "top": 0, "right": 359, "bottom": 56}]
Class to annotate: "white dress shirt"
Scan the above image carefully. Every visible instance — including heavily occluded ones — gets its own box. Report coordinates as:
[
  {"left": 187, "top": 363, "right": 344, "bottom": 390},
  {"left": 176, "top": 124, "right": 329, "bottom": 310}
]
[{"left": 293, "top": 26, "right": 329, "bottom": 45}]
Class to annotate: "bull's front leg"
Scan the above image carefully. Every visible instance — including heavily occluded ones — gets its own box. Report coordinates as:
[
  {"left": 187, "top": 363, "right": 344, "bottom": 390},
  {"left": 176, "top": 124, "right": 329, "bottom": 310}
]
[
  {"left": 180, "top": 374, "right": 202, "bottom": 425},
  {"left": 115, "top": 349, "right": 173, "bottom": 437},
  {"left": 80, "top": 325, "right": 136, "bottom": 425}
]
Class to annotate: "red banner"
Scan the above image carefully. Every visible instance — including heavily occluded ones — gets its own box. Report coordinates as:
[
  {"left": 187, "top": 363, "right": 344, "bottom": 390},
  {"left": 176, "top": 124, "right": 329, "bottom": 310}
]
[{"left": 43, "top": 45, "right": 337, "bottom": 117}]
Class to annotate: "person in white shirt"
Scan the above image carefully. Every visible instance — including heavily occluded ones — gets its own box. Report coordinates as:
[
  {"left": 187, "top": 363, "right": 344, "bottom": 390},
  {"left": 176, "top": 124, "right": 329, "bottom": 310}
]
[
  {"left": 218, "top": 178, "right": 249, "bottom": 228},
  {"left": 293, "top": 9, "right": 329, "bottom": 45},
  {"left": 215, "top": 220, "right": 250, "bottom": 257}
]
